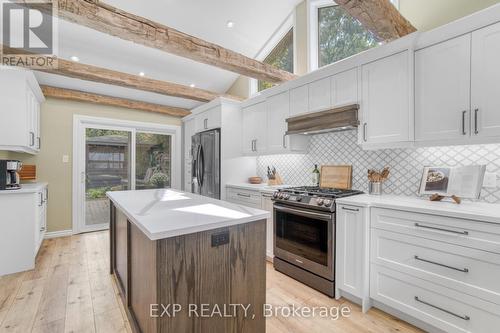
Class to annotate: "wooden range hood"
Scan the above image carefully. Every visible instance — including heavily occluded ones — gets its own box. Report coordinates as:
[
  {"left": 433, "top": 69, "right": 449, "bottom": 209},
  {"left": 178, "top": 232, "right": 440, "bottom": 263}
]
[{"left": 286, "top": 104, "right": 360, "bottom": 135}]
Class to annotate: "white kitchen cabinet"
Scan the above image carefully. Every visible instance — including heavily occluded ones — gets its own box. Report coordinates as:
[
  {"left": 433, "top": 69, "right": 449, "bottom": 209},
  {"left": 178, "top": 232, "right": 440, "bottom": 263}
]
[
  {"left": 266, "top": 91, "right": 308, "bottom": 154},
  {"left": 360, "top": 51, "right": 410, "bottom": 146},
  {"left": 267, "top": 91, "right": 290, "bottom": 152},
  {"left": 225, "top": 186, "right": 275, "bottom": 261},
  {"left": 0, "top": 68, "right": 44, "bottom": 154},
  {"left": 336, "top": 204, "right": 370, "bottom": 311},
  {"left": 308, "top": 77, "right": 331, "bottom": 112},
  {"left": 331, "top": 68, "right": 358, "bottom": 107},
  {"left": 261, "top": 193, "right": 274, "bottom": 260},
  {"left": 370, "top": 206, "right": 500, "bottom": 333},
  {"left": 0, "top": 183, "right": 48, "bottom": 276},
  {"left": 242, "top": 100, "right": 267, "bottom": 155},
  {"left": 471, "top": 21, "right": 500, "bottom": 139},
  {"left": 289, "top": 84, "right": 309, "bottom": 116},
  {"left": 415, "top": 35, "right": 471, "bottom": 142},
  {"left": 195, "top": 106, "right": 221, "bottom": 133}
]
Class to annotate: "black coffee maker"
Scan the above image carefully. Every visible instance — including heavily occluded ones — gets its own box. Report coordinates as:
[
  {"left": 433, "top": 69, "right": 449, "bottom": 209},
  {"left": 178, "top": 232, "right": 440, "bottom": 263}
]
[{"left": 0, "top": 160, "right": 22, "bottom": 190}]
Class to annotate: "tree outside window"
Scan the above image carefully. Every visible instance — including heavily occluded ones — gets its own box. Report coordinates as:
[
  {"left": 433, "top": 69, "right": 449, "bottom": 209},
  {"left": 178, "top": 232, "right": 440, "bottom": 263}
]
[
  {"left": 258, "top": 29, "right": 294, "bottom": 92},
  {"left": 318, "top": 5, "right": 379, "bottom": 68}
]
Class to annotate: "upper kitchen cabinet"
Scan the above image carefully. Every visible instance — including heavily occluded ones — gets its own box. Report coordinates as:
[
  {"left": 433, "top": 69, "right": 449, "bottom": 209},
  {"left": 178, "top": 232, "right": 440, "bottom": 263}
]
[
  {"left": 331, "top": 68, "right": 358, "bottom": 107},
  {"left": 415, "top": 35, "right": 471, "bottom": 142},
  {"left": 471, "top": 21, "right": 500, "bottom": 140},
  {"left": 290, "top": 84, "right": 309, "bottom": 117},
  {"left": 308, "top": 77, "right": 331, "bottom": 112},
  {"left": 0, "top": 68, "right": 44, "bottom": 154},
  {"left": 360, "top": 51, "right": 411, "bottom": 148},
  {"left": 268, "top": 91, "right": 308, "bottom": 154},
  {"left": 194, "top": 105, "right": 222, "bottom": 133},
  {"left": 242, "top": 99, "right": 267, "bottom": 155}
]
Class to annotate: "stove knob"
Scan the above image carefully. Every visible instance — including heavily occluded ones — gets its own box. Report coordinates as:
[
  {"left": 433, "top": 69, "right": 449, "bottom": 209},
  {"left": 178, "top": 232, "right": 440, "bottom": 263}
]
[
  {"left": 296, "top": 196, "right": 302, "bottom": 202},
  {"left": 283, "top": 194, "right": 290, "bottom": 200},
  {"left": 272, "top": 191, "right": 279, "bottom": 199},
  {"left": 316, "top": 198, "right": 324, "bottom": 206},
  {"left": 278, "top": 193, "right": 284, "bottom": 199},
  {"left": 323, "top": 199, "right": 332, "bottom": 206}
]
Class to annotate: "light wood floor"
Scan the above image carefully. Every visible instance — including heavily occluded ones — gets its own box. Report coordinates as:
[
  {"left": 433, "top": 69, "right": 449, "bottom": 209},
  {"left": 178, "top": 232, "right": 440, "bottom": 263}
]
[{"left": 0, "top": 231, "right": 423, "bottom": 333}]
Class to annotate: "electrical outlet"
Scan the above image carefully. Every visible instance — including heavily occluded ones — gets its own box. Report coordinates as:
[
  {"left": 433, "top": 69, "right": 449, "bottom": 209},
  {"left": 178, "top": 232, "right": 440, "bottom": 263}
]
[
  {"left": 483, "top": 172, "right": 498, "bottom": 188},
  {"left": 62, "top": 155, "right": 69, "bottom": 163}
]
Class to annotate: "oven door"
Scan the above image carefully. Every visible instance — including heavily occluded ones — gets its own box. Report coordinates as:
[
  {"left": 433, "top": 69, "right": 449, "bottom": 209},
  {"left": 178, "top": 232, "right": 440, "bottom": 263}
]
[{"left": 273, "top": 203, "right": 334, "bottom": 280}]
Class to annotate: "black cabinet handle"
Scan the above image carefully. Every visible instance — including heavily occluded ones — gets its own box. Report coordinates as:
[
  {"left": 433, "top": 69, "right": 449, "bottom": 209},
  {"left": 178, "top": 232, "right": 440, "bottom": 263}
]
[
  {"left": 342, "top": 207, "right": 359, "bottom": 212},
  {"left": 462, "top": 110, "right": 467, "bottom": 135},
  {"left": 474, "top": 108, "right": 479, "bottom": 135}
]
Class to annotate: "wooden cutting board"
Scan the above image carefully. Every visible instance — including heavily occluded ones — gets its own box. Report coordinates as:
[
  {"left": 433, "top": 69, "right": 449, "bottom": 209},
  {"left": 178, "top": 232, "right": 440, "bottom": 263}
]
[
  {"left": 320, "top": 165, "right": 352, "bottom": 189},
  {"left": 19, "top": 165, "right": 36, "bottom": 181}
]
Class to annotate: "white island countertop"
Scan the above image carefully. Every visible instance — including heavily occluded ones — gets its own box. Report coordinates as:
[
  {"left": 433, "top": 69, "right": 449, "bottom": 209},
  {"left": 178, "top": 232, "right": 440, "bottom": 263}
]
[
  {"left": 107, "top": 189, "right": 270, "bottom": 240},
  {"left": 336, "top": 194, "right": 500, "bottom": 224}
]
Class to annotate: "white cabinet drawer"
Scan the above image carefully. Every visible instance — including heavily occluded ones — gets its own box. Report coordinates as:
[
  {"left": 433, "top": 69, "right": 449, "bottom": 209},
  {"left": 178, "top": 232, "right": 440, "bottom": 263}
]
[
  {"left": 226, "top": 188, "right": 262, "bottom": 208},
  {"left": 372, "top": 228, "right": 500, "bottom": 304},
  {"left": 371, "top": 208, "right": 500, "bottom": 254},
  {"left": 371, "top": 265, "right": 500, "bottom": 333}
]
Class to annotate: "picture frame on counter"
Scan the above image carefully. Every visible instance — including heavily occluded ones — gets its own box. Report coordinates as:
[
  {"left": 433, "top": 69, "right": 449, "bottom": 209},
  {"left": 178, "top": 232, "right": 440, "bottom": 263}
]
[{"left": 419, "top": 165, "right": 486, "bottom": 199}]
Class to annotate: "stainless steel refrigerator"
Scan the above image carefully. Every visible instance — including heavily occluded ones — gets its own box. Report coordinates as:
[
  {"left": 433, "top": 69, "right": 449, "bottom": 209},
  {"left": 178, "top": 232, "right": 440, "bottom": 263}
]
[{"left": 191, "top": 129, "right": 221, "bottom": 199}]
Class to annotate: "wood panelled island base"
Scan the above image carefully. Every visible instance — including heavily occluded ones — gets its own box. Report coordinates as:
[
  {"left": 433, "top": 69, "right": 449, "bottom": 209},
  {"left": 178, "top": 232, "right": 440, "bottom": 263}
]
[{"left": 110, "top": 202, "right": 267, "bottom": 333}]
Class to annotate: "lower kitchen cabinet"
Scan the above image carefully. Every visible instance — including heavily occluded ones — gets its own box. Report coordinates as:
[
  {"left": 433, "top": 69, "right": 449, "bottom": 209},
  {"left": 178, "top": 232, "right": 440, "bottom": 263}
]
[
  {"left": 0, "top": 183, "right": 48, "bottom": 276},
  {"left": 225, "top": 186, "right": 275, "bottom": 261},
  {"left": 335, "top": 204, "right": 370, "bottom": 312},
  {"left": 261, "top": 193, "right": 274, "bottom": 259}
]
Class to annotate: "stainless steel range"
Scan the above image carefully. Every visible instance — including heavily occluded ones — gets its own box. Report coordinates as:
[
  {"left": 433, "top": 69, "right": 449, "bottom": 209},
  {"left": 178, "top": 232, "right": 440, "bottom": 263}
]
[{"left": 272, "top": 186, "right": 363, "bottom": 297}]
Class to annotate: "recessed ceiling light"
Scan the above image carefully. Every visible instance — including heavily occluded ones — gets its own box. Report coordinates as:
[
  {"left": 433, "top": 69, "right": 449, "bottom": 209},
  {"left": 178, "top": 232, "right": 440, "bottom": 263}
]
[
  {"left": 190, "top": 83, "right": 196, "bottom": 88},
  {"left": 226, "top": 20, "right": 235, "bottom": 28},
  {"left": 139, "top": 72, "right": 145, "bottom": 77},
  {"left": 70, "top": 56, "right": 79, "bottom": 62}
]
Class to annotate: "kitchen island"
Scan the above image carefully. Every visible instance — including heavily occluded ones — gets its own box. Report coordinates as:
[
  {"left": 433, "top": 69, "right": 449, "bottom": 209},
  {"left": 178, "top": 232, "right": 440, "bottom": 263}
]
[{"left": 107, "top": 189, "right": 269, "bottom": 333}]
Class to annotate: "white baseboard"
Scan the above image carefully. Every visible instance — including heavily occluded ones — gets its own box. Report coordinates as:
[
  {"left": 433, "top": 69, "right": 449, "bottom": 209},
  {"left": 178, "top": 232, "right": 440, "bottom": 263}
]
[{"left": 44, "top": 229, "right": 73, "bottom": 239}]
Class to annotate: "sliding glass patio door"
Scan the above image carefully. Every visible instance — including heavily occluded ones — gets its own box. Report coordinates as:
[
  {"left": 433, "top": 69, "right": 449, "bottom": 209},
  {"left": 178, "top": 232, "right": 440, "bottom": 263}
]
[
  {"left": 74, "top": 117, "right": 179, "bottom": 234},
  {"left": 84, "top": 128, "right": 132, "bottom": 231}
]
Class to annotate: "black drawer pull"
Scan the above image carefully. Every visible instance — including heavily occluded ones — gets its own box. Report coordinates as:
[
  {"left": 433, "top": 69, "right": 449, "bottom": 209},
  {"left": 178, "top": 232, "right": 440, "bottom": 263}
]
[
  {"left": 237, "top": 193, "right": 251, "bottom": 198},
  {"left": 414, "top": 223, "right": 468, "bottom": 235},
  {"left": 415, "top": 296, "right": 470, "bottom": 321},
  {"left": 342, "top": 207, "right": 359, "bottom": 212},
  {"left": 414, "top": 255, "right": 469, "bottom": 273}
]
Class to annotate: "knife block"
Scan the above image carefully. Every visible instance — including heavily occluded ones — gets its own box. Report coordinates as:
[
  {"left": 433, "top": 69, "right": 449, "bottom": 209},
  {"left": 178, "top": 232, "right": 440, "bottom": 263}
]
[{"left": 268, "top": 173, "right": 283, "bottom": 186}]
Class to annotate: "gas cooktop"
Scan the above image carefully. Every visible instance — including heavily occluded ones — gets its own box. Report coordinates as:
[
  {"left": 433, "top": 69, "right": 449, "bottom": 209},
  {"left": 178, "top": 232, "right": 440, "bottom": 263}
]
[{"left": 272, "top": 186, "right": 364, "bottom": 212}]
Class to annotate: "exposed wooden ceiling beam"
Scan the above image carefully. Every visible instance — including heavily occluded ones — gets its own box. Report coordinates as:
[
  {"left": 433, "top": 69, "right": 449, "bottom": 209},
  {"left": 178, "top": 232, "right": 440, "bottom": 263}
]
[
  {"left": 48, "top": 0, "right": 297, "bottom": 83},
  {"left": 2, "top": 46, "right": 241, "bottom": 102},
  {"left": 335, "top": 0, "right": 416, "bottom": 41},
  {"left": 41, "top": 85, "right": 191, "bottom": 117}
]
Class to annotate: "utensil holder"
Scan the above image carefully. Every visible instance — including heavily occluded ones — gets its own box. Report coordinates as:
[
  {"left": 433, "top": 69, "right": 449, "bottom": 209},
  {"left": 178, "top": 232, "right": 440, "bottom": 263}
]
[{"left": 369, "top": 181, "right": 382, "bottom": 195}]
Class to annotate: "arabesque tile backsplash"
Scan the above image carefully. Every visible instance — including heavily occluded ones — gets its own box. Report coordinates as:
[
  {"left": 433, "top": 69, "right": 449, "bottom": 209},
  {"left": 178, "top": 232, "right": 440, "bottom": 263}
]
[{"left": 256, "top": 130, "right": 500, "bottom": 203}]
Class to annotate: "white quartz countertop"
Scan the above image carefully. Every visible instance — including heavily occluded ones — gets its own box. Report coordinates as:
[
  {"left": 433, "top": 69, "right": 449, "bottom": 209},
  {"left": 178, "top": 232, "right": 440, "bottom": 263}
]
[
  {"left": 0, "top": 182, "right": 48, "bottom": 194},
  {"left": 225, "top": 183, "right": 291, "bottom": 194},
  {"left": 336, "top": 194, "right": 500, "bottom": 224},
  {"left": 107, "top": 189, "right": 270, "bottom": 240}
]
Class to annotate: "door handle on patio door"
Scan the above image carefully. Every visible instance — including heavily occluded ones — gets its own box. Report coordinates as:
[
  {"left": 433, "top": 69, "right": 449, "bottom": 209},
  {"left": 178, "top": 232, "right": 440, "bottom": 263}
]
[{"left": 81, "top": 172, "right": 85, "bottom": 184}]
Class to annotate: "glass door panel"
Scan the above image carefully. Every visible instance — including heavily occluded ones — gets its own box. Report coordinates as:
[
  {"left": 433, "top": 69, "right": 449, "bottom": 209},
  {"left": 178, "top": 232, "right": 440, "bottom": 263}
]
[
  {"left": 135, "top": 132, "right": 172, "bottom": 189},
  {"left": 275, "top": 209, "right": 329, "bottom": 266},
  {"left": 85, "top": 128, "right": 131, "bottom": 229}
]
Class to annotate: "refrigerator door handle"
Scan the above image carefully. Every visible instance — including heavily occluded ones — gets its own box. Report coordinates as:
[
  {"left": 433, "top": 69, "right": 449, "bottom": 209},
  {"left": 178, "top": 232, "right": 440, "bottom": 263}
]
[
  {"left": 196, "top": 144, "right": 202, "bottom": 188},
  {"left": 199, "top": 145, "right": 205, "bottom": 187}
]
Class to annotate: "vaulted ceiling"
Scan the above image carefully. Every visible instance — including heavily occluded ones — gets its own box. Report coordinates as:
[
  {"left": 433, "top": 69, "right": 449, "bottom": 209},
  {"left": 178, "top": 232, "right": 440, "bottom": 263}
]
[{"left": 32, "top": 0, "right": 303, "bottom": 111}]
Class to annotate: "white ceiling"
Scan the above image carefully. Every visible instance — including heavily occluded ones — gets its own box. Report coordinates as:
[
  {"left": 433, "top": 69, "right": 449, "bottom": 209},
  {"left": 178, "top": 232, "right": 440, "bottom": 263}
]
[{"left": 36, "top": 0, "right": 302, "bottom": 111}]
